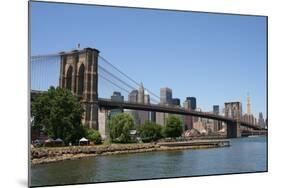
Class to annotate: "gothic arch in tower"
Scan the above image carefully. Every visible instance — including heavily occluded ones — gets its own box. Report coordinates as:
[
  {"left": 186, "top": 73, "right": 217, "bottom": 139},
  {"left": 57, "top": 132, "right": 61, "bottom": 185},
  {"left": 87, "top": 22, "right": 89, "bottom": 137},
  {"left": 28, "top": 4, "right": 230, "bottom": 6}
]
[
  {"left": 77, "top": 63, "right": 85, "bottom": 95},
  {"left": 66, "top": 65, "right": 73, "bottom": 91}
]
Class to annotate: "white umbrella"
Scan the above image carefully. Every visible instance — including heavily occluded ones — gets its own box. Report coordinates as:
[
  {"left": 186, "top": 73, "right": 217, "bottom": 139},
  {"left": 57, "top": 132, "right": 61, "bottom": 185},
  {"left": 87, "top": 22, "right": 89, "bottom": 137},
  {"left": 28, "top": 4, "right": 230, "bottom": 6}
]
[
  {"left": 55, "top": 138, "right": 63, "bottom": 142},
  {"left": 79, "top": 137, "right": 89, "bottom": 146},
  {"left": 79, "top": 137, "right": 88, "bottom": 142}
]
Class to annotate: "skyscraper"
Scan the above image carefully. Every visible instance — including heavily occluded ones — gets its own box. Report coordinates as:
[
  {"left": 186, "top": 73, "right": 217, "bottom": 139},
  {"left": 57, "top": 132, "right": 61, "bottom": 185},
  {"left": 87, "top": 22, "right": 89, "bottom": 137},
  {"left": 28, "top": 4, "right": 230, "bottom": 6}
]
[
  {"left": 183, "top": 98, "right": 196, "bottom": 130},
  {"left": 160, "top": 87, "right": 172, "bottom": 104},
  {"left": 183, "top": 100, "right": 191, "bottom": 109},
  {"left": 110, "top": 91, "right": 124, "bottom": 117},
  {"left": 258, "top": 112, "right": 265, "bottom": 128},
  {"left": 157, "top": 87, "right": 172, "bottom": 126},
  {"left": 172, "top": 98, "right": 181, "bottom": 107},
  {"left": 213, "top": 105, "right": 222, "bottom": 132},
  {"left": 157, "top": 87, "right": 182, "bottom": 126},
  {"left": 127, "top": 90, "right": 140, "bottom": 125},
  {"left": 213, "top": 105, "right": 219, "bottom": 115},
  {"left": 247, "top": 95, "right": 251, "bottom": 115},
  {"left": 193, "top": 108, "right": 208, "bottom": 134},
  {"left": 150, "top": 111, "right": 156, "bottom": 122},
  {"left": 138, "top": 83, "right": 144, "bottom": 104},
  {"left": 138, "top": 91, "right": 150, "bottom": 125},
  {"left": 183, "top": 97, "right": 197, "bottom": 130},
  {"left": 144, "top": 94, "right": 153, "bottom": 123},
  {"left": 156, "top": 112, "right": 165, "bottom": 126},
  {"left": 186, "top": 97, "right": 197, "bottom": 110},
  {"left": 144, "top": 94, "right": 150, "bottom": 104},
  {"left": 128, "top": 90, "right": 138, "bottom": 103},
  {"left": 111, "top": 91, "right": 124, "bottom": 102},
  {"left": 183, "top": 102, "right": 192, "bottom": 130},
  {"left": 242, "top": 95, "right": 256, "bottom": 125},
  {"left": 127, "top": 84, "right": 149, "bottom": 126}
]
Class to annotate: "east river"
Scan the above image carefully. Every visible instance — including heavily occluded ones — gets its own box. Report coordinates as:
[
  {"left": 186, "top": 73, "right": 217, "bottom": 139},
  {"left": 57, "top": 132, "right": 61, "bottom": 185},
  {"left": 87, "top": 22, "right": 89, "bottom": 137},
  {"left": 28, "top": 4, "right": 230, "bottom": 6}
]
[{"left": 31, "top": 136, "right": 267, "bottom": 187}]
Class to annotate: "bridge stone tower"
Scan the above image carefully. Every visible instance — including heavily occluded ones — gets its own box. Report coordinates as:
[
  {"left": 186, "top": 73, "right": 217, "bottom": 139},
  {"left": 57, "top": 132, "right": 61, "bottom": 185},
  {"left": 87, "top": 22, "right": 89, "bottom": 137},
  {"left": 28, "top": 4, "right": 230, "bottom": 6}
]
[
  {"left": 59, "top": 48, "right": 99, "bottom": 130},
  {"left": 224, "top": 102, "right": 242, "bottom": 138}
]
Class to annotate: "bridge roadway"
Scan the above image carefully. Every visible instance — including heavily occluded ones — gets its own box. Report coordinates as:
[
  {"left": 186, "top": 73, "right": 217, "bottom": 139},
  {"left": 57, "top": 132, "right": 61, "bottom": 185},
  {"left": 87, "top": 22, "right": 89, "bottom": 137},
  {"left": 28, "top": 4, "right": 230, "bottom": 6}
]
[
  {"left": 30, "top": 90, "right": 264, "bottom": 131},
  {"left": 96, "top": 98, "right": 265, "bottom": 131}
]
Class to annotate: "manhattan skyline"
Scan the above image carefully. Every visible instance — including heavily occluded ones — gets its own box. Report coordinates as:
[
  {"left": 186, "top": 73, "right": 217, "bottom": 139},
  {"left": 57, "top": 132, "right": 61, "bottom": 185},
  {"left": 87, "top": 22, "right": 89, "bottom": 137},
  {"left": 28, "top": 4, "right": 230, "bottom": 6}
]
[{"left": 30, "top": 2, "right": 267, "bottom": 118}]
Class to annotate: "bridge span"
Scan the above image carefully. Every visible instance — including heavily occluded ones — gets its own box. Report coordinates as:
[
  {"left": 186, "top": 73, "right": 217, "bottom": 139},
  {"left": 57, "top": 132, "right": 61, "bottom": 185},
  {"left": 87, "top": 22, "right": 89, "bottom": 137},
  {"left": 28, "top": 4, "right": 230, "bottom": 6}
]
[
  {"left": 31, "top": 89, "right": 265, "bottom": 138},
  {"left": 97, "top": 98, "right": 264, "bottom": 131}
]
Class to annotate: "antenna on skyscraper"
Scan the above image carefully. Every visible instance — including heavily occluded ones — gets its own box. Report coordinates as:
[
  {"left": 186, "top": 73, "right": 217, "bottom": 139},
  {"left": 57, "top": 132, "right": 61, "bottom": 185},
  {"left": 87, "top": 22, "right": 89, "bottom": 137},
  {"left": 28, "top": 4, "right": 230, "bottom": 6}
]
[{"left": 246, "top": 92, "right": 251, "bottom": 115}]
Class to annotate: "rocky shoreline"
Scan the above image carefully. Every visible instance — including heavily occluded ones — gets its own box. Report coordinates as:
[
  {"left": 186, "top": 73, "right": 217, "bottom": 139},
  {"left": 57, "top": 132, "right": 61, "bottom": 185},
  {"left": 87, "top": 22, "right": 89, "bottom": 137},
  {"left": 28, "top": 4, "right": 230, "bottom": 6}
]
[{"left": 31, "top": 140, "right": 230, "bottom": 165}]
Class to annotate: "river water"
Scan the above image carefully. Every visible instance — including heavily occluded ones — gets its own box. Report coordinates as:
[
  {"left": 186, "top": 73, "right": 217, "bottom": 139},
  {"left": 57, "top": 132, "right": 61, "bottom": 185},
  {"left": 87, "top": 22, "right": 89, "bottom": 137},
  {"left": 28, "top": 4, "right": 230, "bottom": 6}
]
[{"left": 31, "top": 136, "right": 267, "bottom": 187}]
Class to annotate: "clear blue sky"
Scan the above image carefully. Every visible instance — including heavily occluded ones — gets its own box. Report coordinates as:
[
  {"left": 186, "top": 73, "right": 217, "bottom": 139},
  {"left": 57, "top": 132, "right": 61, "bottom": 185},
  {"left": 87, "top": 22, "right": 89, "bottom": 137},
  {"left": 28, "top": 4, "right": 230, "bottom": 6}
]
[{"left": 30, "top": 2, "right": 267, "bottom": 118}]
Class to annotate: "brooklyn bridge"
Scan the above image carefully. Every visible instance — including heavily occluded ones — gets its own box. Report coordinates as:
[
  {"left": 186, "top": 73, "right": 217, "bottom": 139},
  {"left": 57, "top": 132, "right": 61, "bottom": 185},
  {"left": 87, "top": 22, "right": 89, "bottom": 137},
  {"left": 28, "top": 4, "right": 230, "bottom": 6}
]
[{"left": 30, "top": 47, "right": 266, "bottom": 138}]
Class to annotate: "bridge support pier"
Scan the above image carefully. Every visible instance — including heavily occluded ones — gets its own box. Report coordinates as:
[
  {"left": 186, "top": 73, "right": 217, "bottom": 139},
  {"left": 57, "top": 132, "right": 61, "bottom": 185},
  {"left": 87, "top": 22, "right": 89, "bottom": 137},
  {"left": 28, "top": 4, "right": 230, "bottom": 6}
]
[
  {"left": 82, "top": 103, "right": 99, "bottom": 130},
  {"left": 98, "top": 108, "right": 110, "bottom": 140},
  {"left": 226, "top": 121, "right": 241, "bottom": 138}
]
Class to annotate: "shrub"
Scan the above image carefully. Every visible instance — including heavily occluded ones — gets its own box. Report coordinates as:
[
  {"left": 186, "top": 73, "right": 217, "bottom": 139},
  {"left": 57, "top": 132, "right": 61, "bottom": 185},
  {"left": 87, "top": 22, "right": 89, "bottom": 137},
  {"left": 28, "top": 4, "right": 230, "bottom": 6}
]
[
  {"left": 108, "top": 113, "right": 135, "bottom": 143},
  {"left": 164, "top": 115, "right": 183, "bottom": 138},
  {"left": 138, "top": 121, "right": 163, "bottom": 142},
  {"left": 87, "top": 129, "right": 102, "bottom": 145}
]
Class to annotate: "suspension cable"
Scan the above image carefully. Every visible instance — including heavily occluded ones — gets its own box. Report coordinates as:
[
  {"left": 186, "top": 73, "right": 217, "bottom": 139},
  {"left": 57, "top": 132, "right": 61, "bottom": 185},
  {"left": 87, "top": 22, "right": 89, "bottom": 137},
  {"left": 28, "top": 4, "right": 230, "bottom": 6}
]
[
  {"left": 98, "top": 55, "right": 160, "bottom": 100},
  {"left": 99, "top": 73, "right": 130, "bottom": 94},
  {"left": 98, "top": 65, "right": 136, "bottom": 91},
  {"left": 30, "top": 54, "right": 160, "bottom": 103}
]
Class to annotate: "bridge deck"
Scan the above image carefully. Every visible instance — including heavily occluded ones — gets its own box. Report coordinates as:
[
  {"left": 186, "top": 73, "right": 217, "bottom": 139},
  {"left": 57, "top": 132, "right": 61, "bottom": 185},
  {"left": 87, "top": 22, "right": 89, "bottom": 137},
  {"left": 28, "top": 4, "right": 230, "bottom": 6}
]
[
  {"left": 97, "top": 98, "right": 264, "bottom": 130},
  {"left": 29, "top": 90, "right": 265, "bottom": 131}
]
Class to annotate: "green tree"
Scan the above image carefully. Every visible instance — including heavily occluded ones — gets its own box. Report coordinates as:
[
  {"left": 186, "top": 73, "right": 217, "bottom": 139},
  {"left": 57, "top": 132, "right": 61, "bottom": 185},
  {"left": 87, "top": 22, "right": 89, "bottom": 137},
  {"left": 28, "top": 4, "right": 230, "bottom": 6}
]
[
  {"left": 87, "top": 129, "right": 102, "bottom": 144},
  {"left": 164, "top": 115, "right": 183, "bottom": 138},
  {"left": 31, "top": 86, "right": 85, "bottom": 144},
  {"left": 108, "top": 113, "right": 135, "bottom": 143},
  {"left": 138, "top": 121, "right": 163, "bottom": 142}
]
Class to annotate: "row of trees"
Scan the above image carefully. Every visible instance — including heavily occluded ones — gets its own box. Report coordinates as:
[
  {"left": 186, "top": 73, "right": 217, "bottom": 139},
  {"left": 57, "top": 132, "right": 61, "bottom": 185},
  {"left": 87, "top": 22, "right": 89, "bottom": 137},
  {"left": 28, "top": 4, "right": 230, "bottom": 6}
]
[
  {"left": 108, "top": 113, "right": 183, "bottom": 143},
  {"left": 31, "top": 87, "right": 183, "bottom": 145}
]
